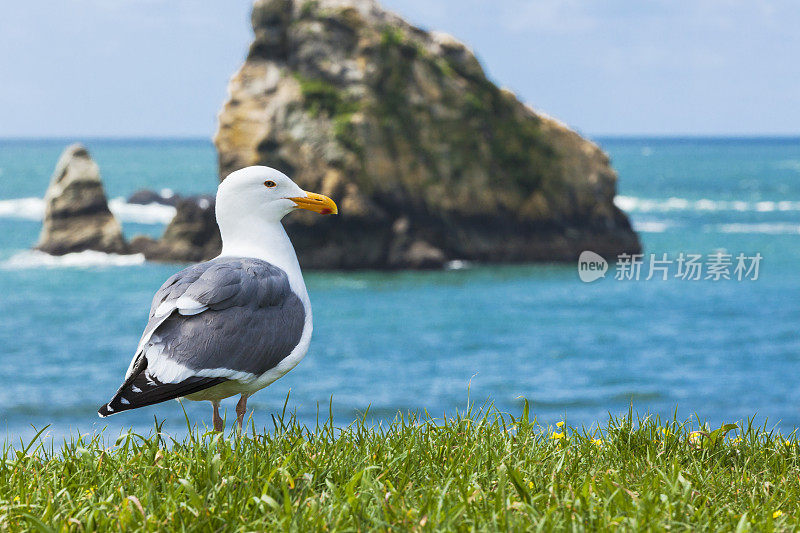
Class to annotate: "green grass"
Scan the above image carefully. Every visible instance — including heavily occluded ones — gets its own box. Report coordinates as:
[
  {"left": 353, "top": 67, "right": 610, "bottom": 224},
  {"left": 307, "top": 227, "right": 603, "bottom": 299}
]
[{"left": 1, "top": 400, "right": 798, "bottom": 531}]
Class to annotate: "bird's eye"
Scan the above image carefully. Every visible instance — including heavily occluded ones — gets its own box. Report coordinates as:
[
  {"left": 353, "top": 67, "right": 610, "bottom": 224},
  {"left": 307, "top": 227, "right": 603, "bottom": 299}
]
[{"left": 264, "top": 180, "right": 277, "bottom": 188}]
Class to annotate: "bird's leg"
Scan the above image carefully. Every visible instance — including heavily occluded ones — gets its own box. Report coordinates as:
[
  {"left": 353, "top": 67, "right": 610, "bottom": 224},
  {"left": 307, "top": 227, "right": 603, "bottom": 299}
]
[
  {"left": 235, "top": 394, "right": 249, "bottom": 434},
  {"left": 212, "top": 400, "right": 224, "bottom": 432}
]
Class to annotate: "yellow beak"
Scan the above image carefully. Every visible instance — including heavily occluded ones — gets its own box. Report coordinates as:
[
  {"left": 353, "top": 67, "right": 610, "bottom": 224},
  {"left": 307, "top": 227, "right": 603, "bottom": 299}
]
[{"left": 289, "top": 191, "right": 338, "bottom": 215}]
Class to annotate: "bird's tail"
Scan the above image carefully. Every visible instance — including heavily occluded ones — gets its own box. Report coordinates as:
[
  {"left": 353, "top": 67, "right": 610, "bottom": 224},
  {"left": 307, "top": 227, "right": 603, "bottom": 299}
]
[
  {"left": 97, "top": 375, "right": 226, "bottom": 417},
  {"left": 97, "top": 358, "right": 226, "bottom": 417}
]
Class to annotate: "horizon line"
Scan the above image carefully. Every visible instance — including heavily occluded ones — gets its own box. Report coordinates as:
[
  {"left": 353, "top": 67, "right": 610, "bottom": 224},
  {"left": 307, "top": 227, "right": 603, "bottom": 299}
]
[{"left": 0, "top": 133, "right": 799, "bottom": 142}]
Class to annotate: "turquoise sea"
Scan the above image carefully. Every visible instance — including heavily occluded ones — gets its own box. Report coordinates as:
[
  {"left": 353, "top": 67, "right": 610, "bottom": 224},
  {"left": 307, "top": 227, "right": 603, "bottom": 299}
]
[{"left": 1, "top": 137, "right": 799, "bottom": 441}]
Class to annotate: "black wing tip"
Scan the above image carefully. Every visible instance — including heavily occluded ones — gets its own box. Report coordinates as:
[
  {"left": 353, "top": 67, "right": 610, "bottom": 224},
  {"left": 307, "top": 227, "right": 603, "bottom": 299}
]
[
  {"left": 97, "top": 375, "right": 227, "bottom": 419},
  {"left": 97, "top": 397, "right": 133, "bottom": 418}
]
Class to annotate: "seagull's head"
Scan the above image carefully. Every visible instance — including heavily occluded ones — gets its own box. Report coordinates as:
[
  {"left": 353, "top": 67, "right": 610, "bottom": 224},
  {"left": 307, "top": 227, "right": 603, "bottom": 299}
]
[{"left": 217, "top": 166, "right": 338, "bottom": 223}]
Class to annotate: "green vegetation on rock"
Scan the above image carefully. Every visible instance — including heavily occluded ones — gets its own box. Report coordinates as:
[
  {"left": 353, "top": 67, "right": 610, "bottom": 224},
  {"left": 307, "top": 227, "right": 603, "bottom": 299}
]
[
  {"left": 332, "top": 112, "right": 363, "bottom": 157},
  {"left": 299, "top": 0, "right": 319, "bottom": 19},
  {"left": 295, "top": 74, "right": 359, "bottom": 119},
  {"left": 0, "top": 402, "right": 797, "bottom": 530}
]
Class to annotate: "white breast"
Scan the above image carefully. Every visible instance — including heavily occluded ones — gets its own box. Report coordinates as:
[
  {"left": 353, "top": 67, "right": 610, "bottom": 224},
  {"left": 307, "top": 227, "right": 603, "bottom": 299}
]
[{"left": 216, "top": 220, "right": 314, "bottom": 395}]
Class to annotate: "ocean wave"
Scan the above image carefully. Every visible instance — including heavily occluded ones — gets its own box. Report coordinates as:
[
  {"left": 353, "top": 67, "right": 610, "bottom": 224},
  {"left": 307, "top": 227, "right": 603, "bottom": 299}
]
[
  {"left": 0, "top": 197, "right": 175, "bottom": 224},
  {"left": 632, "top": 220, "right": 672, "bottom": 233},
  {"left": 0, "top": 197, "right": 44, "bottom": 220},
  {"left": 1, "top": 250, "right": 146, "bottom": 269},
  {"left": 108, "top": 198, "right": 176, "bottom": 224},
  {"left": 616, "top": 195, "right": 800, "bottom": 213},
  {"left": 776, "top": 160, "right": 800, "bottom": 173},
  {"left": 325, "top": 278, "right": 369, "bottom": 289},
  {"left": 446, "top": 259, "right": 472, "bottom": 270},
  {"left": 710, "top": 223, "right": 800, "bottom": 235}
]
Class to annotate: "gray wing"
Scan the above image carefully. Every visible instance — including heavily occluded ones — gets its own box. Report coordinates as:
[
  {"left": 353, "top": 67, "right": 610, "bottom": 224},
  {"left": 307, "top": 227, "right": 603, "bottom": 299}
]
[{"left": 98, "top": 257, "right": 306, "bottom": 417}]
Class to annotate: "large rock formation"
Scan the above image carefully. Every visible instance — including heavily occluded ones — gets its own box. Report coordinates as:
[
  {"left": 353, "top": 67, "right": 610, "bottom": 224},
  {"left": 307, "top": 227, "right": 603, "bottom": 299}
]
[
  {"left": 130, "top": 196, "right": 221, "bottom": 262},
  {"left": 214, "top": 0, "right": 640, "bottom": 268},
  {"left": 36, "top": 144, "right": 128, "bottom": 255}
]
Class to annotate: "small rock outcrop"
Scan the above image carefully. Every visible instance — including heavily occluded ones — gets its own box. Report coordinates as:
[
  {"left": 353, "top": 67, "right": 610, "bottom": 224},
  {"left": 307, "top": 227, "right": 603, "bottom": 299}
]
[
  {"left": 130, "top": 196, "right": 221, "bottom": 262},
  {"left": 128, "top": 189, "right": 182, "bottom": 207},
  {"left": 36, "top": 144, "right": 128, "bottom": 255},
  {"left": 211, "top": 0, "right": 640, "bottom": 269}
]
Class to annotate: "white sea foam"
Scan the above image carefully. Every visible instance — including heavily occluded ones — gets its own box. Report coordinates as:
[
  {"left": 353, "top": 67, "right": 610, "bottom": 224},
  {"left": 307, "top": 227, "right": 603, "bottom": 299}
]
[
  {"left": 446, "top": 259, "right": 471, "bottom": 270},
  {"left": 616, "top": 195, "right": 800, "bottom": 213},
  {"left": 711, "top": 223, "right": 800, "bottom": 235},
  {"left": 108, "top": 198, "right": 176, "bottom": 224},
  {"left": 632, "top": 220, "right": 672, "bottom": 233},
  {"left": 0, "top": 197, "right": 45, "bottom": 220},
  {"left": 329, "top": 279, "right": 369, "bottom": 289},
  {"left": 1, "top": 250, "right": 146, "bottom": 269},
  {"left": 0, "top": 197, "right": 175, "bottom": 224}
]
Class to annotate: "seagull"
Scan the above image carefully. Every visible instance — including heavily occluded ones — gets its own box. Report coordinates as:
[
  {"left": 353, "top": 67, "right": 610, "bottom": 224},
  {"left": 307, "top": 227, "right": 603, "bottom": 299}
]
[{"left": 98, "top": 166, "right": 337, "bottom": 432}]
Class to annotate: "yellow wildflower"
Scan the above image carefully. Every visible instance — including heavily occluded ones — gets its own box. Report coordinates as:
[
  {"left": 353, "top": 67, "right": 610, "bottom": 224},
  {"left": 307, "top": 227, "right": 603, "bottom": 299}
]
[
  {"left": 773, "top": 510, "right": 783, "bottom": 518},
  {"left": 556, "top": 421, "right": 564, "bottom": 428},
  {"left": 528, "top": 481, "right": 534, "bottom": 489},
  {"left": 550, "top": 432, "right": 564, "bottom": 440},
  {"left": 591, "top": 438, "right": 603, "bottom": 446}
]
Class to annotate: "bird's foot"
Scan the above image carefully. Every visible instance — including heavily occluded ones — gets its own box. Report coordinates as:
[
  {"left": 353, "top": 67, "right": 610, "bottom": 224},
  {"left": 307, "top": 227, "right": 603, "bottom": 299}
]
[
  {"left": 212, "top": 400, "right": 224, "bottom": 432},
  {"left": 235, "top": 394, "right": 249, "bottom": 435}
]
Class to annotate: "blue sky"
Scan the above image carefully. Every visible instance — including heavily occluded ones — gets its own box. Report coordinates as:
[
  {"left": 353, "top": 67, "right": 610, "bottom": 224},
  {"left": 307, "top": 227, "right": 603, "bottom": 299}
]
[{"left": 1, "top": 0, "right": 797, "bottom": 137}]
